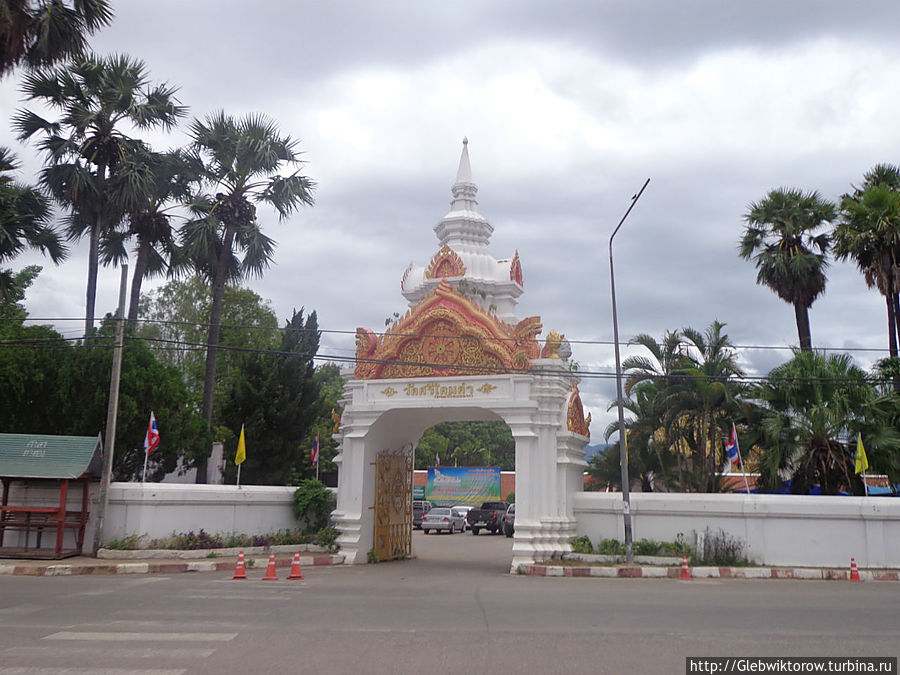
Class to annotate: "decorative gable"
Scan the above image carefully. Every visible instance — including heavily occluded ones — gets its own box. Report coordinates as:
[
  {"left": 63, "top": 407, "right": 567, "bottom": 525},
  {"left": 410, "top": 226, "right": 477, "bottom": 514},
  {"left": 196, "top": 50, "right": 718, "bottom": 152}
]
[
  {"left": 425, "top": 244, "right": 466, "bottom": 280},
  {"left": 355, "top": 280, "right": 541, "bottom": 379}
]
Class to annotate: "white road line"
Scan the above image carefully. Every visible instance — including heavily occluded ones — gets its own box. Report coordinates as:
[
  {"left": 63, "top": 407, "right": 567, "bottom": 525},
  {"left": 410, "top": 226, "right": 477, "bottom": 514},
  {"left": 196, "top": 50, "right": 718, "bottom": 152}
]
[
  {"left": 0, "top": 669, "right": 186, "bottom": 674},
  {"left": 1, "top": 646, "right": 216, "bottom": 659},
  {"left": 44, "top": 632, "right": 236, "bottom": 642}
]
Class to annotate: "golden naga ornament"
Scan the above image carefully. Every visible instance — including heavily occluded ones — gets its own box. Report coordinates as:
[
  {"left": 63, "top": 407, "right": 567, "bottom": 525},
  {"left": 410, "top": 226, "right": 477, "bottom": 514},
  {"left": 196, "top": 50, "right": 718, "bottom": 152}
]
[
  {"left": 509, "top": 250, "right": 523, "bottom": 286},
  {"left": 567, "top": 382, "right": 591, "bottom": 437},
  {"left": 354, "top": 280, "right": 542, "bottom": 380}
]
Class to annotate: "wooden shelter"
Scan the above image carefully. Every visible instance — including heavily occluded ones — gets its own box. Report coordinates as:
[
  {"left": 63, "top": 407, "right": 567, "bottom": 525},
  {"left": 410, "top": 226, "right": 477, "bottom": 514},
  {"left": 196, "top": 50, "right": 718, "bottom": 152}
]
[{"left": 0, "top": 433, "right": 102, "bottom": 559}]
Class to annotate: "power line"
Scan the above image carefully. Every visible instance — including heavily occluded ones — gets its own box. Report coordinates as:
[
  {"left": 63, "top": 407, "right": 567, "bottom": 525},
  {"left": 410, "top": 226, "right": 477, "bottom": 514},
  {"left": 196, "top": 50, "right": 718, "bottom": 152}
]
[{"left": 9, "top": 315, "right": 896, "bottom": 355}]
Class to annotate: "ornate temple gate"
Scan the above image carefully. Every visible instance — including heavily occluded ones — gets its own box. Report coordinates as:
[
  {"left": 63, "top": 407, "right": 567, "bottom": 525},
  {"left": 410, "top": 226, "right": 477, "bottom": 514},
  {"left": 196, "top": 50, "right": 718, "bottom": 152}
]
[
  {"left": 372, "top": 448, "right": 413, "bottom": 561},
  {"left": 330, "top": 140, "right": 591, "bottom": 570}
]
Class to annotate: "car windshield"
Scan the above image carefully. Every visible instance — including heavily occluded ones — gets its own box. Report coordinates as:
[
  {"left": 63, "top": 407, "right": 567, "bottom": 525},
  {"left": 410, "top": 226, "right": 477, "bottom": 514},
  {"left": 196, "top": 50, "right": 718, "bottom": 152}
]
[{"left": 429, "top": 508, "right": 451, "bottom": 516}]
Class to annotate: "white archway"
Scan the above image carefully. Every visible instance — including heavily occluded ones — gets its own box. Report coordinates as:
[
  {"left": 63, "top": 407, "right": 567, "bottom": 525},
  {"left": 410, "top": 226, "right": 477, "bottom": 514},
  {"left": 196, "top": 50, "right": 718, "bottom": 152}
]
[{"left": 332, "top": 364, "right": 589, "bottom": 571}]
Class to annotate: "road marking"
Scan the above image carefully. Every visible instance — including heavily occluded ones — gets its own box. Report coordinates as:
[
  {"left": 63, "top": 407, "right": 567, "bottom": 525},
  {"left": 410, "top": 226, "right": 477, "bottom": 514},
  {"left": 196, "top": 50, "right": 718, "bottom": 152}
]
[
  {"left": 0, "top": 669, "right": 186, "bottom": 674},
  {"left": 44, "top": 632, "right": 236, "bottom": 642},
  {"left": 2, "top": 646, "right": 216, "bottom": 659}
]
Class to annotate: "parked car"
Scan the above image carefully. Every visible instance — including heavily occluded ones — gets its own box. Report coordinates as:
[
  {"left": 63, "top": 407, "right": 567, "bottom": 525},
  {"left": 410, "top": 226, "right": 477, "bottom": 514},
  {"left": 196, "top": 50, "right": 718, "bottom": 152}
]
[
  {"left": 413, "top": 500, "right": 433, "bottom": 529},
  {"left": 422, "top": 507, "right": 466, "bottom": 534},
  {"left": 502, "top": 503, "right": 515, "bottom": 537},
  {"left": 466, "top": 501, "right": 509, "bottom": 535},
  {"left": 451, "top": 505, "right": 473, "bottom": 531}
]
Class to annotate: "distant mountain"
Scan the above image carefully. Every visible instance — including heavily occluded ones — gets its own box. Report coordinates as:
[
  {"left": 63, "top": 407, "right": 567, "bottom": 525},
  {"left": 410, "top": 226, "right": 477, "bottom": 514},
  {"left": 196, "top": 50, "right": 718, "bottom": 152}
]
[{"left": 583, "top": 443, "right": 614, "bottom": 462}]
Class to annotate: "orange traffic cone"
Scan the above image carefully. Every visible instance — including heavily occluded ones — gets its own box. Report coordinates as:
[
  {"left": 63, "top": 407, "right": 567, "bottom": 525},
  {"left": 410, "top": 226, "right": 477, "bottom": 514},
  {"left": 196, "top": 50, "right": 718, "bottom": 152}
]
[
  {"left": 680, "top": 556, "right": 691, "bottom": 580},
  {"left": 262, "top": 552, "right": 279, "bottom": 581},
  {"left": 287, "top": 551, "right": 304, "bottom": 580},
  {"left": 849, "top": 557, "right": 861, "bottom": 582},
  {"left": 232, "top": 551, "right": 247, "bottom": 580}
]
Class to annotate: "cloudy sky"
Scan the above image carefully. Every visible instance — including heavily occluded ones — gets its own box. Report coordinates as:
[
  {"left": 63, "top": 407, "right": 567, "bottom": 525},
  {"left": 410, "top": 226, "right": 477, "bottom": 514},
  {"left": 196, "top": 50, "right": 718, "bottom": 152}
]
[{"left": 3, "top": 1, "right": 900, "bottom": 438}]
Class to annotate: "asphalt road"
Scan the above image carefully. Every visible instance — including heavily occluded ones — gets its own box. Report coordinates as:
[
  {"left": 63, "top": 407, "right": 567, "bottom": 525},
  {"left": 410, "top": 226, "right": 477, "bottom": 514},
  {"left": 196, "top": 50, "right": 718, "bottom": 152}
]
[{"left": 0, "top": 530, "right": 896, "bottom": 675}]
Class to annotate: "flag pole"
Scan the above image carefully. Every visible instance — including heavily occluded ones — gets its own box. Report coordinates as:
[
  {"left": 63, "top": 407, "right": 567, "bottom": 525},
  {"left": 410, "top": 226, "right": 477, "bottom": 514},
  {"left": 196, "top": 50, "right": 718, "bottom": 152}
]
[
  {"left": 142, "top": 447, "right": 149, "bottom": 484},
  {"left": 237, "top": 463, "right": 242, "bottom": 489},
  {"left": 736, "top": 447, "right": 750, "bottom": 494}
]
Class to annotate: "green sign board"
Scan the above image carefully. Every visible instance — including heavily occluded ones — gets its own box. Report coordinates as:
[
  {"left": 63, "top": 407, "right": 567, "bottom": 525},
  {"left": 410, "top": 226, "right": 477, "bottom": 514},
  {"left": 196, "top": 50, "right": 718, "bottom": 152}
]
[
  {"left": 425, "top": 467, "right": 501, "bottom": 507},
  {"left": 413, "top": 485, "right": 425, "bottom": 499}
]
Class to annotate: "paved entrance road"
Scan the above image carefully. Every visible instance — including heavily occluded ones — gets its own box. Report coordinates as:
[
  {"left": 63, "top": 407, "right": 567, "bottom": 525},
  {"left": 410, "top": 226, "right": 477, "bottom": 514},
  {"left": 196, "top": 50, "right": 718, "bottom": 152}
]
[{"left": 0, "top": 530, "right": 896, "bottom": 675}]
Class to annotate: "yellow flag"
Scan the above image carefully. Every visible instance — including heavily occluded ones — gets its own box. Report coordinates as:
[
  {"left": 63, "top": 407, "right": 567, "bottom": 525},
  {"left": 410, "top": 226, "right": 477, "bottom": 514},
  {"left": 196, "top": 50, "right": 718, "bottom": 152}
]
[
  {"left": 235, "top": 425, "right": 246, "bottom": 466},
  {"left": 855, "top": 434, "right": 868, "bottom": 475}
]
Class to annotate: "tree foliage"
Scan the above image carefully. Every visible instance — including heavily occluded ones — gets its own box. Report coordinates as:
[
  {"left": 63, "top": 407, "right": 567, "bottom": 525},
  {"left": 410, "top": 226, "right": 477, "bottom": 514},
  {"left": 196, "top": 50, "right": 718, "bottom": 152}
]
[
  {"left": 0, "top": 0, "right": 112, "bottom": 78},
  {"left": 415, "top": 421, "right": 515, "bottom": 470},
  {"left": 740, "top": 188, "right": 836, "bottom": 351},
  {"left": 219, "top": 308, "right": 324, "bottom": 485}
]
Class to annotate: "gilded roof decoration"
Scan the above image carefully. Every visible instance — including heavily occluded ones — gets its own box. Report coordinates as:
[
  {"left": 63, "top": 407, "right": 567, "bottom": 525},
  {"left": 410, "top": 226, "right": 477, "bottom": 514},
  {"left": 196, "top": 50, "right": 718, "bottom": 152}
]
[
  {"left": 510, "top": 250, "right": 523, "bottom": 286},
  {"left": 355, "top": 280, "right": 542, "bottom": 380},
  {"left": 541, "top": 330, "right": 564, "bottom": 359},
  {"left": 566, "top": 383, "right": 591, "bottom": 437},
  {"left": 425, "top": 244, "right": 466, "bottom": 280}
]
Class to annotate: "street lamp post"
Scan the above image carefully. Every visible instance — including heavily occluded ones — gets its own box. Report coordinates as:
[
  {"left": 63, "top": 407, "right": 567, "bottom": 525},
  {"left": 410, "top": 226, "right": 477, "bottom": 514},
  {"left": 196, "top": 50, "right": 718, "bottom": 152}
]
[{"left": 609, "top": 178, "right": 649, "bottom": 564}]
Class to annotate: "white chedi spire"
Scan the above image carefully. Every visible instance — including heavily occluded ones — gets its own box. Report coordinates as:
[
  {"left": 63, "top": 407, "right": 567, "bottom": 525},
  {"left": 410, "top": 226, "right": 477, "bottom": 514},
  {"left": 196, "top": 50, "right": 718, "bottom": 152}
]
[
  {"left": 435, "top": 137, "right": 492, "bottom": 248},
  {"left": 401, "top": 138, "right": 523, "bottom": 323}
]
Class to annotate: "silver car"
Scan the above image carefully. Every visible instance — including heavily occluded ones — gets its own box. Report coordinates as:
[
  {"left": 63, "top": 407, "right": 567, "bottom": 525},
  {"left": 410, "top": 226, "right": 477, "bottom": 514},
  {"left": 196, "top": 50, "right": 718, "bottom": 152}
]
[{"left": 421, "top": 507, "right": 466, "bottom": 534}]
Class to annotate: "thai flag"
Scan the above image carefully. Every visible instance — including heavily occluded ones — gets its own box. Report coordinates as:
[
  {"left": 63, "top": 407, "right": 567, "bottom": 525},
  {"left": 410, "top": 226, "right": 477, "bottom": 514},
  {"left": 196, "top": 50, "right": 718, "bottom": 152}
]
[
  {"left": 144, "top": 412, "right": 160, "bottom": 455},
  {"left": 725, "top": 422, "right": 740, "bottom": 468},
  {"left": 310, "top": 434, "right": 319, "bottom": 466}
]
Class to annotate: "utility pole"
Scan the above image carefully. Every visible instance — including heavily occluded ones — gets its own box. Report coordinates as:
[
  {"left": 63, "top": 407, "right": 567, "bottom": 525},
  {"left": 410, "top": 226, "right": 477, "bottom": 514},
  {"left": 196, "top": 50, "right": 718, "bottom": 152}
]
[
  {"left": 609, "top": 179, "right": 649, "bottom": 564},
  {"left": 92, "top": 265, "right": 128, "bottom": 555}
]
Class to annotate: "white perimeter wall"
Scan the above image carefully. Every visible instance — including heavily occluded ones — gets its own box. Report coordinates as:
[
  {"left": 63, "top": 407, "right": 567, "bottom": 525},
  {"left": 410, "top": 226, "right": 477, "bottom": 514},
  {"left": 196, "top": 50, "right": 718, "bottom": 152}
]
[
  {"left": 3, "top": 482, "right": 303, "bottom": 552},
  {"left": 574, "top": 492, "right": 900, "bottom": 568}
]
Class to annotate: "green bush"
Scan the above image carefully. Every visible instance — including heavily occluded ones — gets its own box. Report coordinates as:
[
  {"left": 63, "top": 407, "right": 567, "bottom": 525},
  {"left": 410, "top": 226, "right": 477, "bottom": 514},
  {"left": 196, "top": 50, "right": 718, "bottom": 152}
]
[
  {"left": 106, "top": 534, "right": 144, "bottom": 550},
  {"left": 596, "top": 538, "right": 625, "bottom": 555},
  {"left": 505, "top": 491, "right": 515, "bottom": 503},
  {"left": 633, "top": 539, "right": 660, "bottom": 556},
  {"left": 570, "top": 535, "right": 593, "bottom": 554},
  {"left": 292, "top": 479, "right": 336, "bottom": 532},
  {"left": 693, "top": 527, "right": 750, "bottom": 566}
]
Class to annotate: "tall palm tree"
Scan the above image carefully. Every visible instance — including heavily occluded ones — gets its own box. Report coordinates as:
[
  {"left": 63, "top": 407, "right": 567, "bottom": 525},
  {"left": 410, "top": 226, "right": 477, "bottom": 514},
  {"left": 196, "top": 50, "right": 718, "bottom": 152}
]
[
  {"left": 0, "top": 147, "right": 66, "bottom": 299},
  {"left": 740, "top": 188, "right": 836, "bottom": 351},
  {"left": 0, "top": 0, "right": 112, "bottom": 78},
  {"left": 14, "top": 53, "right": 186, "bottom": 333},
  {"left": 180, "top": 111, "right": 315, "bottom": 466},
  {"left": 101, "top": 148, "right": 199, "bottom": 325},
  {"left": 833, "top": 164, "right": 900, "bottom": 358}
]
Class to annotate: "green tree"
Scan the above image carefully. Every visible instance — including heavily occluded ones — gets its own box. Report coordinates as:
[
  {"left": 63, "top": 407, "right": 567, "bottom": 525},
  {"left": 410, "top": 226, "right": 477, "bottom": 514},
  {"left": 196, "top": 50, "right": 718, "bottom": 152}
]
[
  {"left": 0, "top": 148, "right": 66, "bottom": 299},
  {"left": 179, "top": 111, "right": 315, "bottom": 455},
  {"left": 219, "top": 309, "right": 322, "bottom": 485},
  {"left": 739, "top": 188, "right": 836, "bottom": 351},
  {"left": 415, "top": 421, "right": 514, "bottom": 470},
  {"left": 14, "top": 53, "right": 186, "bottom": 334},
  {"left": 0, "top": 311, "right": 208, "bottom": 479},
  {"left": 137, "top": 277, "right": 279, "bottom": 411},
  {"left": 751, "top": 351, "right": 900, "bottom": 495},
  {"left": 833, "top": 164, "right": 900, "bottom": 358},
  {"left": 102, "top": 148, "right": 199, "bottom": 326},
  {"left": 0, "top": 0, "right": 112, "bottom": 78}
]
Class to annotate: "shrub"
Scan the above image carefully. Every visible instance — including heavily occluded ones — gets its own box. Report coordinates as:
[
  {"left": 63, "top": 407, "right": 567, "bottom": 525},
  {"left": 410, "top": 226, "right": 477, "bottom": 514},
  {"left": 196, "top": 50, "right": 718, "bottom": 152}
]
[
  {"left": 693, "top": 527, "right": 750, "bottom": 566},
  {"left": 596, "top": 538, "right": 625, "bottom": 555},
  {"left": 170, "top": 529, "right": 224, "bottom": 550},
  {"left": 570, "top": 535, "right": 593, "bottom": 554},
  {"left": 505, "top": 491, "right": 515, "bottom": 504},
  {"left": 316, "top": 526, "right": 339, "bottom": 551},
  {"left": 106, "top": 534, "right": 144, "bottom": 550},
  {"left": 292, "top": 479, "right": 336, "bottom": 533},
  {"left": 633, "top": 538, "right": 660, "bottom": 556}
]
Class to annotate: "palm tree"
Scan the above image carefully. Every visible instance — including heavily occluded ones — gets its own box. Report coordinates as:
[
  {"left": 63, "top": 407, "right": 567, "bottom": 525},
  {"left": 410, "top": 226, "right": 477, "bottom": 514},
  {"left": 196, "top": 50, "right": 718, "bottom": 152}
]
[
  {"left": 668, "top": 321, "right": 744, "bottom": 492},
  {"left": 739, "top": 188, "right": 836, "bottom": 351},
  {"left": 622, "top": 330, "right": 684, "bottom": 395},
  {"left": 0, "top": 147, "right": 66, "bottom": 299},
  {"left": 180, "top": 111, "right": 315, "bottom": 463},
  {"left": 14, "top": 53, "right": 186, "bottom": 334},
  {"left": 833, "top": 164, "right": 900, "bottom": 358},
  {"left": 752, "top": 351, "right": 899, "bottom": 495},
  {"left": 0, "top": 0, "right": 112, "bottom": 78},
  {"left": 101, "top": 148, "right": 199, "bottom": 325}
]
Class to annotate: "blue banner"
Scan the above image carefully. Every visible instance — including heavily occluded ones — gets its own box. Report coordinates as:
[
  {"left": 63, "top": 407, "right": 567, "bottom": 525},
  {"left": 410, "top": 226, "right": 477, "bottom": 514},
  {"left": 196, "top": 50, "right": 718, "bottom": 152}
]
[{"left": 426, "top": 467, "right": 501, "bottom": 506}]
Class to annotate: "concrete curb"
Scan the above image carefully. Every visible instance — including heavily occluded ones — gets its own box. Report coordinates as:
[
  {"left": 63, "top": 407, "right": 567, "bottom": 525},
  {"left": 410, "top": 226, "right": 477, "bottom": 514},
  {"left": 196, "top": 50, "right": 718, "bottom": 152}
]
[
  {"left": 0, "top": 554, "right": 345, "bottom": 577},
  {"left": 521, "top": 564, "right": 900, "bottom": 581}
]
